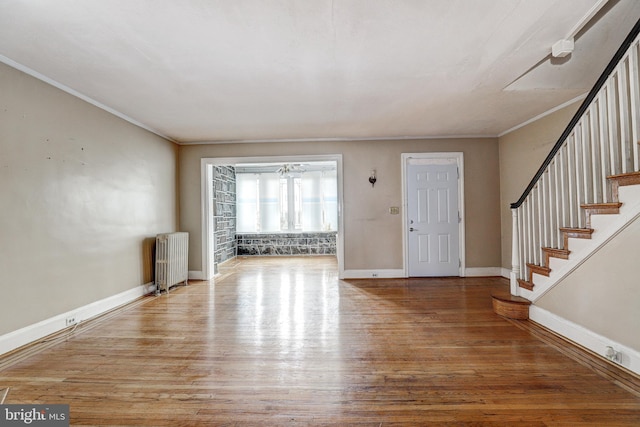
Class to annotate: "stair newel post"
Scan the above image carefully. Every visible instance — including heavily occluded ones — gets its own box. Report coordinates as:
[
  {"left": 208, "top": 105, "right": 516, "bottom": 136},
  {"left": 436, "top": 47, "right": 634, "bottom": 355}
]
[{"left": 510, "top": 208, "right": 520, "bottom": 296}]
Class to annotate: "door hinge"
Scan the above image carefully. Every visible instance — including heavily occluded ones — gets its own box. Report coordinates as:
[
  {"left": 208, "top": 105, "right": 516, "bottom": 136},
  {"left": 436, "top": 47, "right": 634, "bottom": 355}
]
[{"left": 458, "top": 212, "right": 462, "bottom": 223}]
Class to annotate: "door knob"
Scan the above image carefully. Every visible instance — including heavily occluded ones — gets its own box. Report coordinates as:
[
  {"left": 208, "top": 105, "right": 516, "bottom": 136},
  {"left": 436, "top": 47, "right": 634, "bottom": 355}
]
[{"left": 409, "top": 227, "right": 417, "bottom": 232}]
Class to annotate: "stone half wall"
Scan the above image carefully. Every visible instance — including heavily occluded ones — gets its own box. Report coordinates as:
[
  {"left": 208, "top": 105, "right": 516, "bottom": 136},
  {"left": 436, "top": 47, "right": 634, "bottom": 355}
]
[
  {"left": 237, "top": 232, "right": 337, "bottom": 256},
  {"left": 213, "top": 166, "right": 236, "bottom": 267}
]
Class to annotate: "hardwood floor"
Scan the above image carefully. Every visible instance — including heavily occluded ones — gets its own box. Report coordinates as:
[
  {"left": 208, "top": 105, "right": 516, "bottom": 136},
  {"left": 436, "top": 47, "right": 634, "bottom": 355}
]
[{"left": 1, "top": 256, "right": 639, "bottom": 425}]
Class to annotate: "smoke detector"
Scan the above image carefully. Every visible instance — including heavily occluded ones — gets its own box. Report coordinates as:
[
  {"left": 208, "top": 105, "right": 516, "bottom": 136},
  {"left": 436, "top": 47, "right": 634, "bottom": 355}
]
[{"left": 552, "top": 38, "right": 574, "bottom": 58}]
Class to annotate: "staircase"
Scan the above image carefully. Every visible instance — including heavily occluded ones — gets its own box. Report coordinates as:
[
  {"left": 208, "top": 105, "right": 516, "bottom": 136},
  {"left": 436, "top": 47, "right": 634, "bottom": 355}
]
[
  {"left": 515, "top": 171, "right": 640, "bottom": 294},
  {"left": 494, "top": 18, "right": 640, "bottom": 319}
]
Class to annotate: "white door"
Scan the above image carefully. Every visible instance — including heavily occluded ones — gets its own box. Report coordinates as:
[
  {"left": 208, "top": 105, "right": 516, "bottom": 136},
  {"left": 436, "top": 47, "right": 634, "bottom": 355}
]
[{"left": 407, "top": 163, "right": 459, "bottom": 276}]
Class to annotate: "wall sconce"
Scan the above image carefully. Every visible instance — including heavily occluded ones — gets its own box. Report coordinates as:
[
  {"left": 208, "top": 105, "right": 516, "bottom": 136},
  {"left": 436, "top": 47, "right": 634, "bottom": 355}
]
[{"left": 369, "top": 169, "right": 377, "bottom": 187}]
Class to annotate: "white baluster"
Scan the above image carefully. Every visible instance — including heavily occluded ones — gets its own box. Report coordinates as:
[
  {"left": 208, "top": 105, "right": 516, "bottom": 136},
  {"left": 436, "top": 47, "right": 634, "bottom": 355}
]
[
  {"left": 559, "top": 144, "right": 569, "bottom": 230},
  {"left": 574, "top": 128, "right": 585, "bottom": 224},
  {"left": 599, "top": 89, "right": 611, "bottom": 202},
  {"left": 511, "top": 208, "right": 520, "bottom": 295},
  {"left": 528, "top": 196, "right": 534, "bottom": 269},
  {"left": 541, "top": 172, "right": 549, "bottom": 251},
  {"left": 629, "top": 41, "right": 640, "bottom": 172},
  {"left": 536, "top": 183, "right": 543, "bottom": 265},
  {"left": 520, "top": 201, "right": 531, "bottom": 279},
  {"left": 589, "top": 102, "right": 602, "bottom": 203},
  {"left": 518, "top": 205, "right": 526, "bottom": 280},
  {"left": 577, "top": 119, "right": 589, "bottom": 204},
  {"left": 617, "top": 61, "right": 631, "bottom": 173},
  {"left": 567, "top": 134, "right": 581, "bottom": 227},
  {"left": 553, "top": 157, "right": 562, "bottom": 247},
  {"left": 608, "top": 75, "right": 621, "bottom": 175}
]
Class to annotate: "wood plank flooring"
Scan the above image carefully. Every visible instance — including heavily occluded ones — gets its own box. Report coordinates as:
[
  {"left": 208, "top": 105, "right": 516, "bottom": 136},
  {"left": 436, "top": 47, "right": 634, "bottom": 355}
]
[{"left": 1, "top": 256, "right": 639, "bottom": 425}]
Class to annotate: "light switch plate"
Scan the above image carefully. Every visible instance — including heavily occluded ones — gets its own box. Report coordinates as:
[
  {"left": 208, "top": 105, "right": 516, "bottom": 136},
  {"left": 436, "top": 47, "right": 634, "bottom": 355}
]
[{"left": 389, "top": 206, "right": 400, "bottom": 215}]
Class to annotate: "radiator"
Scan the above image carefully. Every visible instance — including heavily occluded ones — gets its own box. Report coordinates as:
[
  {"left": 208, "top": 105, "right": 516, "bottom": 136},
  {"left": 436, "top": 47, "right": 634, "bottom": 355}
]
[{"left": 155, "top": 232, "right": 189, "bottom": 294}]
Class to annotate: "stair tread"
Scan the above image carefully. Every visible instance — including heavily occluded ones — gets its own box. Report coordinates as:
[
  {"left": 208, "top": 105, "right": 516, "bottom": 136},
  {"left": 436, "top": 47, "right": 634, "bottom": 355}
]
[
  {"left": 581, "top": 202, "right": 623, "bottom": 209},
  {"left": 608, "top": 170, "right": 640, "bottom": 181},
  {"left": 491, "top": 291, "right": 531, "bottom": 305},
  {"left": 517, "top": 279, "right": 534, "bottom": 291},
  {"left": 542, "top": 247, "right": 570, "bottom": 254},
  {"left": 560, "top": 227, "right": 594, "bottom": 240},
  {"left": 526, "top": 263, "right": 551, "bottom": 276},
  {"left": 559, "top": 227, "right": 594, "bottom": 233}
]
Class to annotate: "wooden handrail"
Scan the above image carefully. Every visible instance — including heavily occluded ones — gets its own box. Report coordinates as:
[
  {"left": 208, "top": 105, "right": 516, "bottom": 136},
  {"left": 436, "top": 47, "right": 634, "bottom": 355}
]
[{"left": 511, "top": 17, "right": 640, "bottom": 209}]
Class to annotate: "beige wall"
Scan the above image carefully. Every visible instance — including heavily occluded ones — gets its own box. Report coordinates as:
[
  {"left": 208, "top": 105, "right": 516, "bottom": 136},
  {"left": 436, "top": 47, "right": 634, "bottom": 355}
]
[
  {"left": 536, "top": 215, "right": 640, "bottom": 350},
  {"left": 179, "top": 138, "right": 501, "bottom": 272},
  {"left": 498, "top": 101, "right": 581, "bottom": 269},
  {"left": 0, "top": 62, "right": 178, "bottom": 335}
]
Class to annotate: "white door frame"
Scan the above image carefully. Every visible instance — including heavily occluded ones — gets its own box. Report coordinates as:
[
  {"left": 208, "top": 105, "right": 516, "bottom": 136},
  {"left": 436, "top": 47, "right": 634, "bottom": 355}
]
[
  {"left": 401, "top": 152, "right": 465, "bottom": 277},
  {"left": 200, "top": 154, "right": 345, "bottom": 280}
]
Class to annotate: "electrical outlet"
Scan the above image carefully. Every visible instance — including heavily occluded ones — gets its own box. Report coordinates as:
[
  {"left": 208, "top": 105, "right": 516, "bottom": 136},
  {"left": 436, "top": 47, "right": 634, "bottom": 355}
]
[
  {"left": 372, "top": 273, "right": 378, "bottom": 277},
  {"left": 65, "top": 316, "right": 77, "bottom": 327},
  {"left": 605, "top": 346, "right": 621, "bottom": 363}
]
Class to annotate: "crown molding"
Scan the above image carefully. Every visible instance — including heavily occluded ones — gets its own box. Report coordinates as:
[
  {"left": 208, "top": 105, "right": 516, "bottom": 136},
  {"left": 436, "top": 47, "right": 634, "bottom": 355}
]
[{"left": 0, "top": 54, "right": 176, "bottom": 143}]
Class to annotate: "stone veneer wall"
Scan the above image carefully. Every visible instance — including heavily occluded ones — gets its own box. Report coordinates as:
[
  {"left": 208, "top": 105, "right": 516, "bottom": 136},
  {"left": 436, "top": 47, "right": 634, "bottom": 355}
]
[
  {"left": 237, "top": 232, "right": 337, "bottom": 256},
  {"left": 213, "top": 166, "right": 236, "bottom": 269}
]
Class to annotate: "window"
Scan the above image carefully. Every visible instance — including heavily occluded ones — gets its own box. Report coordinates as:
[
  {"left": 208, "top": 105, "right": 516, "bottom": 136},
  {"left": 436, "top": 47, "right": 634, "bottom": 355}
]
[
  {"left": 236, "top": 164, "right": 337, "bottom": 233},
  {"left": 279, "top": 176, "right": 303, "bottom": 230}
]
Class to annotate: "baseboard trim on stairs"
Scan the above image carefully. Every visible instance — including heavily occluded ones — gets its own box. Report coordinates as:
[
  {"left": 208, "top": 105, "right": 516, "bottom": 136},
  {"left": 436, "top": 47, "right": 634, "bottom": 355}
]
[{"left": 529, "top": 305, "right": 640, "bottom": 377}]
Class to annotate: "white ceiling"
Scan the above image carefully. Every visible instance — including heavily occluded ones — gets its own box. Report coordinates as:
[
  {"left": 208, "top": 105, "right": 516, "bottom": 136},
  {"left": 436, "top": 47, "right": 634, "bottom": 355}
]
[{"left": 1, "top": 0, "right": 639, "bottom": 143}]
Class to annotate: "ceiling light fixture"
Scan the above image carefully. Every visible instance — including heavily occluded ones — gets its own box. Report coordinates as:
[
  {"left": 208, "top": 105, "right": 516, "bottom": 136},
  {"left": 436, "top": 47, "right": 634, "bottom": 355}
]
[{"left": 276, "top": 164, "right": 304, "bottom": 176}]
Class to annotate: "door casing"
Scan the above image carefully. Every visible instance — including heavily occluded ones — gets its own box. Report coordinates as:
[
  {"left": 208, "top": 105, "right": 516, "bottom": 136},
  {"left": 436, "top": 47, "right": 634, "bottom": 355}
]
[
  {"left": 401, "top": 152, "right": 465, "bottom": 277},
  {"left": 201, "top": 154, "right": 345, "bottom": 280}
]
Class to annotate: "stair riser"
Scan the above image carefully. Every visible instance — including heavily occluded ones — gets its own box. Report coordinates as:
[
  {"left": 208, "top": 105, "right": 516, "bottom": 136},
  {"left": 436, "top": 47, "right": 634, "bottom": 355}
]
[
  {"left": 517, "top": 279, "right": 534, "bottom": 291},
  {"left": 526, "top": 263, "right": 550, "bottom": 277},
  {"left": 608, "top": 171, "right": 640, "bottom": 188},
  {"left": 492, "top": 299, "right": 529, "bottom": 320}
]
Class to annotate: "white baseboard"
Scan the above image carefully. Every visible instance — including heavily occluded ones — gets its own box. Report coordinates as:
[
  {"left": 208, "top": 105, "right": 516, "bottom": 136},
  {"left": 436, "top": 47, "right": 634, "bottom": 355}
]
[
  {"left": 464, "top": 267, "right": 503, "bottom": 277},
  {"left": 342, "top": 268, "right": 505, "bottom": 279},
  {"left": 342, "top": 269, "right": 405, "bottom": 279},
  {"left": 0, "top": 282, "right": 156, "bottom": 356},
  {"left": 529, "top": 305, "right": 640, "bottom": 376},
  {"left": 188, "top": 270, "right": 205, "bottom": 280}
]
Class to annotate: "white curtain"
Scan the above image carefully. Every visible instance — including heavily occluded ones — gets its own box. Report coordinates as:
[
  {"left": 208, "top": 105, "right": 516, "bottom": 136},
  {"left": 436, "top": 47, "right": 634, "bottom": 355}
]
[
  {"left": 236, "top": 168, "right": 337, "bottom": 233},
  {"left": 321, "top": 170, "right": 338, "bottom": 231},
  {"left": 302, "top": 171, "right": 322, "bottom": 231},
  {"left": 258, "top": 173, "right": 280, "bottom": 232},
  {"left": 236, "top": 174, "right": 258, "bottom": 232}
]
